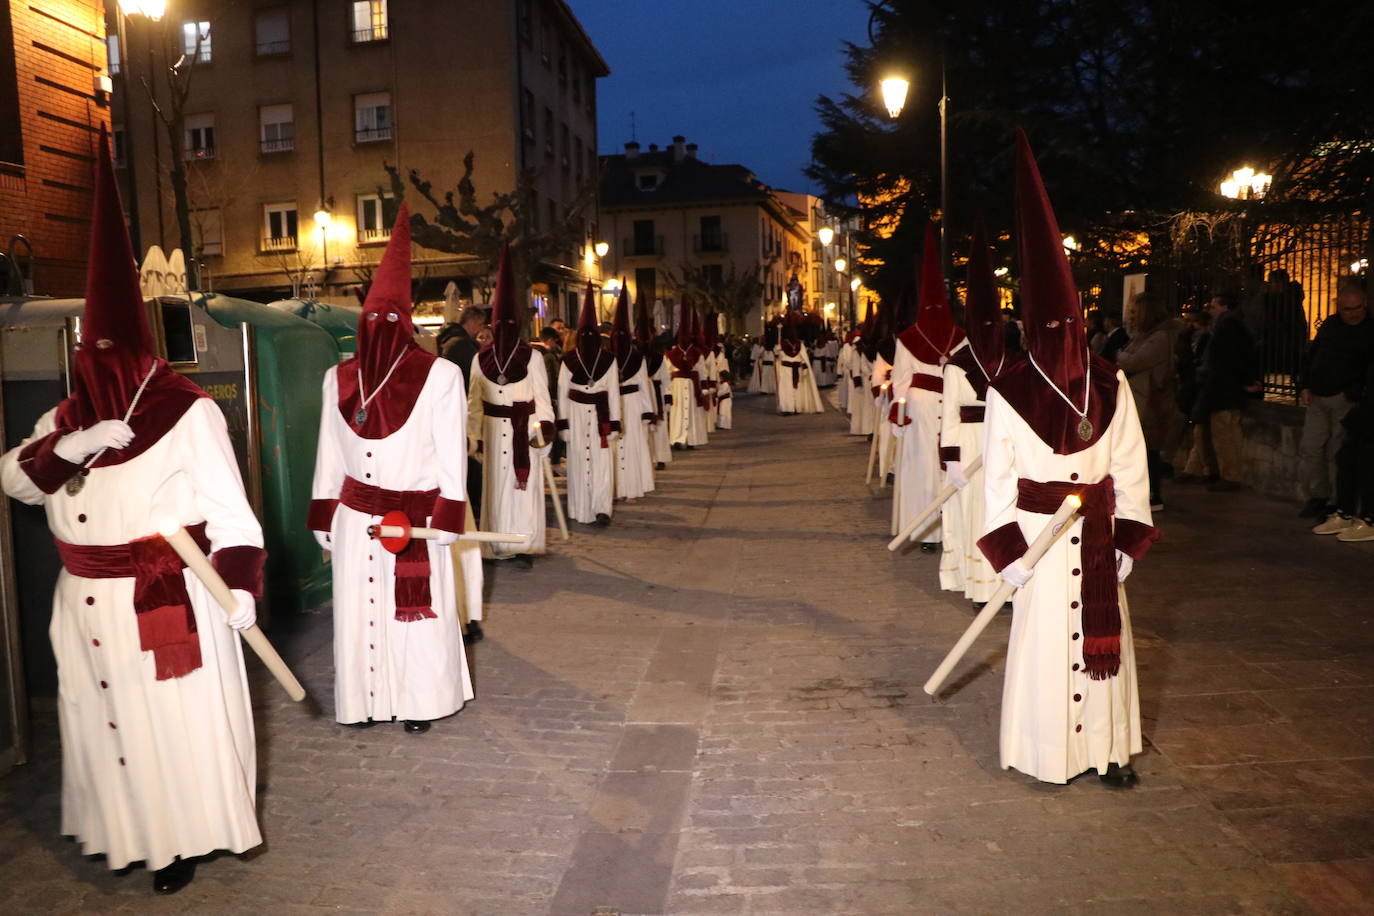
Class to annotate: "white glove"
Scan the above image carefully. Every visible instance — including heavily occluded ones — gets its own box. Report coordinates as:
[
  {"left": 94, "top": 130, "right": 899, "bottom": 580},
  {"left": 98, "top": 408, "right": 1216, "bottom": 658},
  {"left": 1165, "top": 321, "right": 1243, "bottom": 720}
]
[
  {"left": 432, "top": 529, "right": 459, "bottom": 547},
  {"left": 54, "top": 420, "right": 134, "bottom": 463},
  {"left": 225, "top": 589, "right": 256, "bottom": 630},
  {"left": 313, "top": 531, "right": 332, "bottom": 551},
  {"left": 946, "top": 461, "right": 969, "bottom": 489},
  {"left": 1116, "top": 550, "right": 1134, "bottom": 582},
  {"left": 1002, "top": 558, "right": 1034, "bottom": 588}
]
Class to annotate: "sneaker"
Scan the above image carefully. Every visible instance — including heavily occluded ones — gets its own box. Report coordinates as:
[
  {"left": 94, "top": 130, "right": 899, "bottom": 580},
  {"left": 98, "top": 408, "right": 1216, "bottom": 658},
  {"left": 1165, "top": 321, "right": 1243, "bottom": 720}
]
[
  {"left": 1313, "top": 513, "right": 1354, "bottom": 535},
  {"left": 1337, "top": 518, "right": 1374, "bottom": 542}
]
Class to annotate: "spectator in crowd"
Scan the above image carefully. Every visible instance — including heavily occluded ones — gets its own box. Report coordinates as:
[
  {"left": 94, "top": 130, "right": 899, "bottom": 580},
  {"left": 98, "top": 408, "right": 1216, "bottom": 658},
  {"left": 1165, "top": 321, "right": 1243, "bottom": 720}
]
[
  {"left": 1117, "top": 291, "right": 1182, "bottom": 510},
  {"left": 1174, "top": 306, "right": 1212, "bottom": 429},
  {"left": 1100, "top": 307, "right": 1130, "bottom": 362},
  {"left": 1002, "top": 306, "right": 1023, "bottom": 352},
  {"left": 1087, "top": 309, "right": 1109, "bottom": 353},
  {"left": 439, "top": 305, "right": 488, "bottom": 380},
  {"left": 1182, "top": 293, "right": 1259, "bottom": 491},
  {"left": 538, "top": 326, "right": 565, "bottom": 465},
  {"left": 1302, "top": 276, "right": 1373, "bottom": 519},
  {"left": 1264, "top": 268, "right": 1309, "bottom": 380}
]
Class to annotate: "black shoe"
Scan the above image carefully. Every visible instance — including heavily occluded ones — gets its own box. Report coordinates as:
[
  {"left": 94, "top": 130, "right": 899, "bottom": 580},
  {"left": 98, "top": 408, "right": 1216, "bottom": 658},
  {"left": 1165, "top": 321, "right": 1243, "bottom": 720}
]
[
  {"left": 919, "top": 542, "right": 939, "bottom": 554},
  {"left": 404, "top": 720, "right": 431, "bottom": 734},
  {"left": 671, "top": 443, "right": 684, "bottom": 451},
  {"left": 1098, "top": 763, "right": 1138, "bottom": 789},
  {"left": 342, "top": 719, "right": 380, "bottom": 728},
  {"left": 465, "top": 620, "right": 485, "bottom": 643},
  {"left": 152, "top": 857, "right": 197, "bottom": 895},
  {"left": 1298, "top": 497, "right": 1327, "bottom": 518},
  {"left": 594, "top": 513, "right": 612, "bottom": 527},
  {"left": 656, "top": 462, "right": 666, "bottom": 470},
  {"left": 972, "top": 602, "right": 987, "bottom": 611}
]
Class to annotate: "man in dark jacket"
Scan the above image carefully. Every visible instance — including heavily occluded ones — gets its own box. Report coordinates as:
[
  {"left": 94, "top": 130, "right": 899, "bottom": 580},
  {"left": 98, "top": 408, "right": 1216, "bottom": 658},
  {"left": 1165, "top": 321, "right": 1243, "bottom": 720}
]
[
  {"left": 1302, "top": 276, "right": 1373, "bottom": 520},
  {"left": 1189, "top": 293, "right": 1259, "bottom": 490},
  {"left": 439, "top": 306, "right": 489, "bottom": 381}
]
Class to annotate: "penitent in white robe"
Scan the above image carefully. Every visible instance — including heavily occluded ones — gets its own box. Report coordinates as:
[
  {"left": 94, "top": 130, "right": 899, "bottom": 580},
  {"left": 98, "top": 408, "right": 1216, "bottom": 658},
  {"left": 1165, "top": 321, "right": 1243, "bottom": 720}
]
[
  {"left": 939, "top": 360, "right": 998, "bottom": 602},
  {"left": 889, "top": 339, "right": 955, "bottom": 545},
  {"left": 558, "top": 359, "right": 622, "bottom": 523},
  {"left": 775, "top": 344, "right": 824, "bottom": 415},
  {"left": 872, "top": 354, "right": 899, "bottom": 487},
  {"left": 981, "top": 370, "right": 1151, "bottom": 784},
  {"left": 711, "top": 346, "right": 733, "bottom": 430},
  {"left": 313, "top": 361, "right": 474, "bottom": 724},
  {"left": 647, "top": 356, "right": 673, "bottom": 466},
  {"left": 467, "top": 354, "right": 555, "bottom": 558},
  {"left": 615, "top": 360, "right": 657, "bottom": 499},
  {"left": 1, "top": 398, "right": 263, "bottom": 871},
  {"left": 849, "top": 354, "right": 876, "bottom": 435},
  {"left": 758, "top": 345, "right": 777, "bottom": 394},
  {"left": 748, "top": 343, "right": 766, "bottom": 394},
  {"left": 835, "top": 342, "right": 854, "bottom": 411},
  {"left": 667, "top": 353, "right": 709, "bottom": 447}
]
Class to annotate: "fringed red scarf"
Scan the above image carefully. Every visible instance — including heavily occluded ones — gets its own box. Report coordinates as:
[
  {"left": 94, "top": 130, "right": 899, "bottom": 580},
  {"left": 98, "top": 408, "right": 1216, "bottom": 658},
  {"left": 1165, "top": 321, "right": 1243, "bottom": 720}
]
[{"left": 340, "top": 476, "right": 439, "bottom": 622}]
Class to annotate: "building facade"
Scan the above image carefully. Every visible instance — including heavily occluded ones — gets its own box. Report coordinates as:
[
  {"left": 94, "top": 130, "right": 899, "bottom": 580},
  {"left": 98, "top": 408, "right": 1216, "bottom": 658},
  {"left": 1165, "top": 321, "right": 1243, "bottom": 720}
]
[
  {"left": 0, "top": 0, "right": 111, "bottom": 298},
  {"left": 599, "top": 137, "right": 815, "bottom": 335},
  {"left": 109, "top": 0, "right": 607, "bottom": 319}
]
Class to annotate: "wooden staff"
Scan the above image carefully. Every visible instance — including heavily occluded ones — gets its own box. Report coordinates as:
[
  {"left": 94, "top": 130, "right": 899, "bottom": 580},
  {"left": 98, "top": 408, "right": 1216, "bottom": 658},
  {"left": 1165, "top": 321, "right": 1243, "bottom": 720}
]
[
  {"left": 887, "top": 455, "right": 985, "bottom": 551},
  {"left": 922, "top": 494, "right": 1081, "bottom": 697},
  {"left": 864, "top": 383, "right": 890, "bottom": 485},
  {"left": 533, "top": 428, "right": 570, "bottom": 540},
  {"left": 160, "top": 525, "right": 307, "bottom": 703}
]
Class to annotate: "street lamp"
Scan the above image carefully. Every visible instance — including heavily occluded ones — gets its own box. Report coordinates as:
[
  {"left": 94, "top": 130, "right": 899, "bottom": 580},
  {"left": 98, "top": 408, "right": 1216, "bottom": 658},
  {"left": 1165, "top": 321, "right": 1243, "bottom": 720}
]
[
  {"left": 594, "top": 240, "right": 609, "bottom": 258},
  {"left": 834, "top": 257, "right": 847, "bottom": 273},
  {"left": 817, "top": 226, "right": 834, "bottom": 246},
  {"left": 1219, "top": 166, "right": 1272, "bottom": 200},
  {"left": 122, "top": 0, "right": 165, "bottom": 19},
  {"left": 850, "top": 276, "right": 862, "bottom": 292},
  {"left": 1061, "top": 235, "right": 1080, "bottom": 253},
  {"left": 313, "top": 206, "right": 332, "bottom": 229},
  {"left": 880, "top": 76, "right": 910, "bottom": 119}
]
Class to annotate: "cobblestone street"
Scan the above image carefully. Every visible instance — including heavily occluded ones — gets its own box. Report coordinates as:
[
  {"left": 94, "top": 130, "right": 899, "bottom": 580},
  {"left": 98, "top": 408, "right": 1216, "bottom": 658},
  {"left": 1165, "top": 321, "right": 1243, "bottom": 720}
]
[{"left": 2, "top": 392, "right": 1373, "bottom": 915}]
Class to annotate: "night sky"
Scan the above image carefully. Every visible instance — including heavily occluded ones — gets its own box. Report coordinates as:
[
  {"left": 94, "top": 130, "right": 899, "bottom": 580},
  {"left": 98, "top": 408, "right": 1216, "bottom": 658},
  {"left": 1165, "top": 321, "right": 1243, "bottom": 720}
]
[{"left": 574, "top": 0, "right": 871, "bottom": 195}]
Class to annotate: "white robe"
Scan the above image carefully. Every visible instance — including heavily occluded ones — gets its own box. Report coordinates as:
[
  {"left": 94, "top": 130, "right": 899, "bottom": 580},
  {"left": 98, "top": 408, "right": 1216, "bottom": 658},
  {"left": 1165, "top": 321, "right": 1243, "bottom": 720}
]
[
  {"left": 775, "top": 344, "right": 823, "bottom": 414},
  {"left": 759, "top": 345, "right": 777, "bottom": 395},
  {"left": 939, "top": 361, "right": 998, "bottom": 602},
  {"left": 467, "top": 353, "right": 555, "bottom": 558},
  {"left": 615, "top": 359, "right": 656, "bottom": 499},
  {"left": 748, "top": 344, "right": 766, "bottom": 393},
  {"left": 836, "top": 342, "right": 854, "bottom": 411},
  {"left": 848, "top": 354, "right": 876, "bottom": 435},
  {"left": 981, "top": 371, "right": 1151, "bottom": 784},
  {"left": 889, "top": 339, "right": 955, "bottom": 545},
  {"left": 667, "top": 352, "right": 709, "bottom": 447},
  {"left": 872, "top": 354, "right": 899, "bottom": 485},
  {"left": 712, "top": 346, "right": 733, "bottom": 430},
  {"left": 1, "top": 398, "right": 263, "bottom": 871},
  {"left": 313, "top": 360, "right": 474, "bottom": 724},
  {"left": 558, "top": 359, "right": 622, "bottom": 523},
  {"left": 646, "top": 356, "right": 673, "bottom": 466}
]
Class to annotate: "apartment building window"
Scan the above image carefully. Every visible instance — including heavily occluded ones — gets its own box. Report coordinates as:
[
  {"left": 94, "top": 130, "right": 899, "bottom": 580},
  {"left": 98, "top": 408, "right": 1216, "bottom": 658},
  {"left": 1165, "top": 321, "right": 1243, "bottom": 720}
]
[
  {"left": 557, "top": 44, "right": 567, "bottom": 87},
  {"left": 106, "top": 33, "right": 120, "bottom": 75},
  {"left": 356, "top": 193, "right": 392, "bottom": 244},
  {"left": 635, "top": 268, "right": 656, "bottom": 305},
  {"left": 112, "top": 127, "right": 127, "bottom": 168},
  {"left": 543, "top": 107, "right": 554, "bottom": 158},
  {"left": 263, "top": 202, "right": 298, "bottom": 250},
  {"left": 699, "top": 215, "right": 724, "bottom": 252},
  {"left": 354, "top": 92, "right": 393, "bottom": 143},
  {"left": 572, "top": 63, "right": 582, "bottom": 104},
  {"left": 184, "top": 113, "right": 215, "bottom": 160},
  {"left": 521, "top": 88, "right": 535, "bottom": 144},
  {"left": 351, "top": 0, "right": 388, "bottom": 43},
  {"left": 182, "top": 20, "right": 211, "bottom": 63},
  {"left": 255, "top": 7, "right": 290, "bottom": 56},
  {"left": 517, "top": 0, "right": 532, "bottom": 46},
  {"left": 259, "top": 104, "right": 294, "bottom": 153},
  {"left": 193, "top": 208, "right": 223, "bottom": 256},
  {"left": 540, "top": 15, "right": 552, "bottom": 66},
  {"left": 584, "top": 74, "right": 594, "bottom": 114},
  {"left": 637, "top": 172, "right": 660, "bottom": 191},
  {"left": 560, "top": 123, "right": 570, "bottom": 170},
  {"left": 632, "top": 219, "right": 656, "bottom": 256},
  {"left": 574, "top": 136, "right": 583, "bottom": 183}
]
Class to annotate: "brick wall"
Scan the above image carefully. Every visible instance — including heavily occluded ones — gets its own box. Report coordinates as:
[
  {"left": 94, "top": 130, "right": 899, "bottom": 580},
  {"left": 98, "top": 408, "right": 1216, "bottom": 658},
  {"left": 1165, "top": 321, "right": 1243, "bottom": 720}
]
[{"left": 0, "top": 0, "right": 110, "bottom": 298}]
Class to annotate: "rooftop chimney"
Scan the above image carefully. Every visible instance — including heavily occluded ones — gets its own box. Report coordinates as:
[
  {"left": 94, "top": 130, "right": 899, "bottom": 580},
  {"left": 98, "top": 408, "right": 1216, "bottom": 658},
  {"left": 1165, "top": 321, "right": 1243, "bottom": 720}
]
[
  {"left": 648, "top": 143, "right": 659, "bottom": 152},
  {"left": 685, "top": 143, "right": 698, "bottom": 160},
  {"left": 624, "top": 141, "right": 640, "bottom": 161},
  {"left": 672, "top": 135, "right": 687, "bottom": 162}
]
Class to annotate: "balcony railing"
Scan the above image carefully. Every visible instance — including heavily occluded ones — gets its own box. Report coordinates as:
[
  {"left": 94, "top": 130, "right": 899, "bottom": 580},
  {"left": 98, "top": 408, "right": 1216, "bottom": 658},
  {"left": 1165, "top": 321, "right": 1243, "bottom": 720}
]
[
  {"left": 693, "top": 232, "right": 729, "bottom": 254},
  {"left": 355, "top": 125, "right": 393, "bottom": 144},
  {"left": 261, "top": 235, "right": 297, "bottom": 252},
  {"left": 358, "top": 227, "right": 390, "bottom": 244},
  {"left": 260, "top": 137, "right": 294, "bottom": 154},
  {"left": 184, "top": 145, "right": 216, "bottom": 161},
  {"left": 622, "top": 235, "right": 665, "bottom": 257},
  {"left": 351, "top": 26, "right": 388, "bottom": 44},
  {"left": 256, "top": 39, "right": 289, "bottom": 56}
]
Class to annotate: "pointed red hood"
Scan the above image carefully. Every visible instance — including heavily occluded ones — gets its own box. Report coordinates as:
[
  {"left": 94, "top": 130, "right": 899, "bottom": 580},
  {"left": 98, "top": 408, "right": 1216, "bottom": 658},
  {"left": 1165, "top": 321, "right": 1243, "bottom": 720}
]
[
  {"left": 610, "top": 282, "right": 636, "bottom": 367},
  {"left": 489, "top": 243, "right": 522, "bottom": 362},
  {"left": 897, "top": 222, "right": 965, "bottom": 364},
  {"left": 357, "top": 202, "right": 418, "bottom": 388},
  {"left": 675, "top": 297, "right": 695, "bottom": 350},
  {"left": 574, "top": 280, "right": 602, "bottom": 364},
  {"left": 703, "top": 311, "right": 720, "bottom": 350},
  {"left": 963, "top": 217, "right": 1006, "bottom": 379},
  {"left": 633, "top": 293, "right": 656, "bottom": 351}
]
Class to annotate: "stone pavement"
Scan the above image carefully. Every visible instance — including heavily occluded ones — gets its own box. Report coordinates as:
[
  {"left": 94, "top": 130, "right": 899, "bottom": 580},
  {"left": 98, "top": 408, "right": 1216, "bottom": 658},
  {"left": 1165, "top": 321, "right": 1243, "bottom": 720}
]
[{"left": 2, "top": 392, "right": 1373, "bottom": 915}]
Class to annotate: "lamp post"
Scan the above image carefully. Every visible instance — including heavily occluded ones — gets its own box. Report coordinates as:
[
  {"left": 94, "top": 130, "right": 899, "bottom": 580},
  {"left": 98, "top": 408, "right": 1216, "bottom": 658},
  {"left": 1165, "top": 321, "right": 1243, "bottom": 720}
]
[{"left": 118, "top": 0, "right": 169, "bottom": 258}]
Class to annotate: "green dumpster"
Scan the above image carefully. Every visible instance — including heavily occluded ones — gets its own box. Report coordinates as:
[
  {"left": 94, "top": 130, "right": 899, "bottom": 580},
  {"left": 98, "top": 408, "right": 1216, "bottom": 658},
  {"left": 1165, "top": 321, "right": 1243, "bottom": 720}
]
[{"left": 268, "top": 298, "right": 360, "bottom": 358}]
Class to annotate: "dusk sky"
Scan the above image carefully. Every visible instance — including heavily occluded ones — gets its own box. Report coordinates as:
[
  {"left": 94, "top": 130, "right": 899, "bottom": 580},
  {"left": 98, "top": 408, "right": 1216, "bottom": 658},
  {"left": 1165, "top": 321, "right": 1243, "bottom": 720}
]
[{"left": 574, "top": 1, "right": 872, "bottom": 195}]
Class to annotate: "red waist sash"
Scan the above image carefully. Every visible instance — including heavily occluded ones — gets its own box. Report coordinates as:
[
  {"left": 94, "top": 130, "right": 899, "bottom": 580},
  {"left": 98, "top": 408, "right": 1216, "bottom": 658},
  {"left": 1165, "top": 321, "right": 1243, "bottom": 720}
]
[
  {"left": 959, "top": 405, "right": 985, "bottom": 423},
  {"left": 483, "top": 399, "right": 536, "bottom": 490},
  {"left": 569, "top": 388, "right": 613, "bottom": 446},
  {"left": 340, "top": 476, "right": 439, "bottom": 622},
  {"left": 651, "top": 380, "right": 665, "bottom": 421},
  {"left": 780, "top": 359, "right": 806, "bottom": 387},
  {"left": 56, "top": 522, "right": 211, "bottom": 681},
  {"left": 911, "top": 372, "right": 943, "bottom": 394},
  {"left": 1016, "top": 476, "right": 1120, "bottom": 680}
]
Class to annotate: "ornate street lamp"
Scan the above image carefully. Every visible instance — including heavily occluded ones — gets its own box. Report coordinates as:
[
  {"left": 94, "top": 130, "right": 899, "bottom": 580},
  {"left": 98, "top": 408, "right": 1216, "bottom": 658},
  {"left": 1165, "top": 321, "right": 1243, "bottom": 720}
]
[
  {"left": 817, "top": 226, "right": 834, "bottom": 246},
  {"left": 594, "top": 241, "right": 609, "bottom": 258},
  {"left": 880, "top": 76, "right": 910, "bottom": 119}
]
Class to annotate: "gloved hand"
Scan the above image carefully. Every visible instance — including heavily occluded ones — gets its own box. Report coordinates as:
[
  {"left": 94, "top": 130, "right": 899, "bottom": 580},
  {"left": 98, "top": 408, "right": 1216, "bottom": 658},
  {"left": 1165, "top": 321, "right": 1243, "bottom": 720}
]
[
  {"left": 1116, "top": 550, "right": 1134, "bottom": 582},
  {"left": 1002, "top": 558, "right": 1034, "bottom": 588},
  {"left": 313, "top": 531, "right": 332, "bottom": 552},
  {"left": 54, "top": 420, "right": 134, "bottom": 463},
  {"left": 432, "top": 529, "right": 459, "bottom": 547},
  {"left": 226, "top": 589, "right": 256, "bottom": 630},
  {"left": 946, "top": 461, "right": 969, "bottom": 489}
]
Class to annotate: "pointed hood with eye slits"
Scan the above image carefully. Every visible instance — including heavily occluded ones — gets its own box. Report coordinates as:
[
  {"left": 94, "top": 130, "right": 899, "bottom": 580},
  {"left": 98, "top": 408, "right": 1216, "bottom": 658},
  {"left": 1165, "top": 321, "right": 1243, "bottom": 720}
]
[
  {"left": 47, "top": 126, "right": 208, "bottom": 469},
  {"left": 610, "top": 282, "right": 640, "bottom": 371},
  {"left": 897, "top": 222, "right": 965, "bottom": 364},
  {"left": 476, "top": 243, "right": 532, "bottom": 384},
  {"left": 988, "top": 129, "right": 1115, "bottom": 454},
  {"left": 562, "top": 280, "right": 613, "bottom": 382},
  {"left": 338, "top": 201, "right": 438, "bottom": 438},
  {"left": 945, "top": 217, "right": 1007, "bottom": 401}
]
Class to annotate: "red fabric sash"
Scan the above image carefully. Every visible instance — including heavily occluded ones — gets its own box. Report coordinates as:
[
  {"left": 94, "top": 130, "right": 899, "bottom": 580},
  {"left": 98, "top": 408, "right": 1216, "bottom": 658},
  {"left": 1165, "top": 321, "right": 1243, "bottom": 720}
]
[
  {"left": 619, "top": 384, "right": 640, "bottom": 395},
  {"left": 56, "top": 523, "right": 211, "bottom": 680},
  {"left": 482, "top": 400, "right": 535, "bottom": 490},
  {"left": 911, "top": 372, "right": 943, "bottom": 394},
  {"left": 340, "top": 476, "right": 438, "bottom": 622},
  {"left": 650, "top": 380, "right": 665, "bottom": 421},
  {"left": 959, "top": 405, "right": 986, "bottom": 423},
  {"left": 569, "top": 389, "right": 612, "bottom": 447},
  {"left": 780, "top": 359, "right": 806, "bottom": 388},
  {"left": 1016, "top": 476, "right": 1121, "bottom": 680}
]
